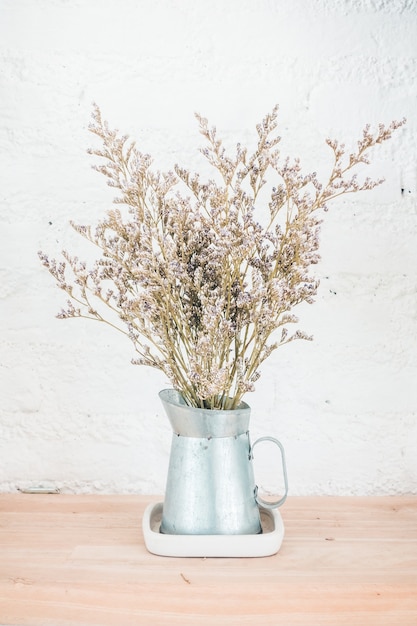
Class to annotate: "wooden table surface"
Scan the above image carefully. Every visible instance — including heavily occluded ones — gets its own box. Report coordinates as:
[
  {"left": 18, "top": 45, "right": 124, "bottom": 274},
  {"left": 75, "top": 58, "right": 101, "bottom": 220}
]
[{"left": 0, "top": 494, "right": 416, "bottom": 626}]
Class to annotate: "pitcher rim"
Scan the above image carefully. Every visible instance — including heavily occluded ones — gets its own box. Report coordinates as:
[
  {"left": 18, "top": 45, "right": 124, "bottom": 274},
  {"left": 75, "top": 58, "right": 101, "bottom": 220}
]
[{"left": 159, "top": 388, "right": 251, "bottom": 413}]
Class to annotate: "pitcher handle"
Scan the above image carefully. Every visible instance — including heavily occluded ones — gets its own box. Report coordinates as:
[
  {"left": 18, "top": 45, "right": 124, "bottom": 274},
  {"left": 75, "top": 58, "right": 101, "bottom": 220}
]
[{"left": 251, "top": 436, "right": 288, "bottom": 509}]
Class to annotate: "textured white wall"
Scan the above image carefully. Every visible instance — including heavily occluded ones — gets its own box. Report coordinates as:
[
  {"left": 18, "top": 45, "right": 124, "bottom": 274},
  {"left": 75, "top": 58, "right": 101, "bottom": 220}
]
[{"left": 1, "top": 0, "right": 416, "bottom": 496}]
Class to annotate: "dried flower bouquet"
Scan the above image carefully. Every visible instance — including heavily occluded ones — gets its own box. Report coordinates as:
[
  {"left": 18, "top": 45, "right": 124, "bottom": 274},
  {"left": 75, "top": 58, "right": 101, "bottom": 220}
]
[{"left": 39, "top": 106, "right": 404, "bottom": 409}]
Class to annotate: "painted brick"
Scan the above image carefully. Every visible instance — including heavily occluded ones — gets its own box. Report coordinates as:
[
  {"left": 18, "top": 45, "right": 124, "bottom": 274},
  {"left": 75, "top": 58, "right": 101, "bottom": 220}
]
[{"left": 1, "top": 0, "right": 416, "bottom": 495}]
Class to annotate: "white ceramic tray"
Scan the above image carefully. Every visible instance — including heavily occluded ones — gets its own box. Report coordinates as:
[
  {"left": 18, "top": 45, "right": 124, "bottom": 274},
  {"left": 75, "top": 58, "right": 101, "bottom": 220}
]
[{"left": 142, "top": 502, "right": 284, "bottom": 558}]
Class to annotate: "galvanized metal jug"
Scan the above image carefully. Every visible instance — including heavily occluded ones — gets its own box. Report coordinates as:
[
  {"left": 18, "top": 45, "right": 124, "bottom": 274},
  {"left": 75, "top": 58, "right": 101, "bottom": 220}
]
[{"left": 159, "top": 389, "right": 288, "bottom": 535}]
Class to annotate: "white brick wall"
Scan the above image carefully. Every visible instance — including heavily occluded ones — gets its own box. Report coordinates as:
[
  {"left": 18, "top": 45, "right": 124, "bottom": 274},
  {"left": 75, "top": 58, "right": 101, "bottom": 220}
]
[{"left": 1, "top": 0, "right": 416, "bottom": 495}]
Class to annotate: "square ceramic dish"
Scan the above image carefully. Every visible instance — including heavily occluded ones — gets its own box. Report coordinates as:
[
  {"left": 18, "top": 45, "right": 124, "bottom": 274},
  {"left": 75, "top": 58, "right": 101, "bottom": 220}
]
[{"left": 142, "top": 502, "right": 284, "bottom": 557}]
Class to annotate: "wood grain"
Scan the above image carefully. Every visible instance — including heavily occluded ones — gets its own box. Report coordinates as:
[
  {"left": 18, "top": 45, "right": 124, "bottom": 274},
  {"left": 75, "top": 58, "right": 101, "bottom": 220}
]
[{"left": 1, "top": 495, "right": 416, "bottom": 625}]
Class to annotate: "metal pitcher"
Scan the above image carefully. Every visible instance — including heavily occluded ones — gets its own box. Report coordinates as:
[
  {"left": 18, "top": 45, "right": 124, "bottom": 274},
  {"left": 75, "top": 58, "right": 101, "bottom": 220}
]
[{"left": 159, "top": 389, "right": 288, "bottom": 535}]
